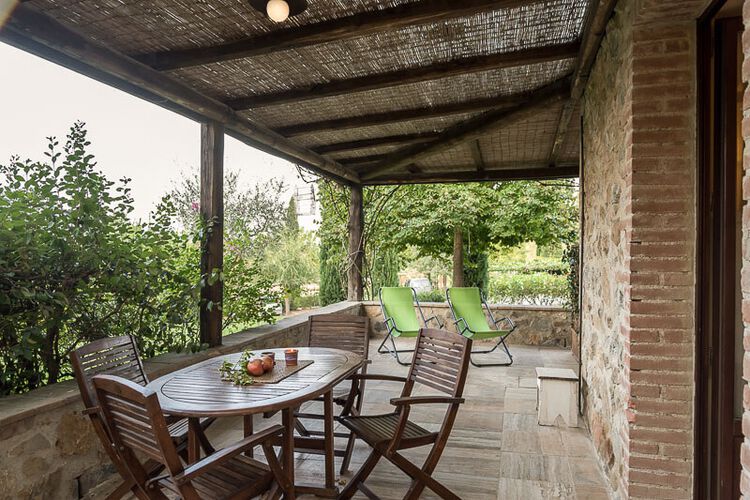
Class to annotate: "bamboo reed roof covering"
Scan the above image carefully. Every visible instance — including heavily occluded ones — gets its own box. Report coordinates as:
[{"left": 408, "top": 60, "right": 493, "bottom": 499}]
[{"left": 2, "top": 0, "right": 615, "bottom": 184}]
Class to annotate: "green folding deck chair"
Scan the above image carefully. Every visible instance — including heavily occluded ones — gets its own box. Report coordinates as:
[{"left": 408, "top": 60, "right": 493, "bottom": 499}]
[
  {"left": 378, "top": 287, "right": 443, "bottom": 365},
  {"left": 447, "top": 287, "right": 517, "bottom": 367}
]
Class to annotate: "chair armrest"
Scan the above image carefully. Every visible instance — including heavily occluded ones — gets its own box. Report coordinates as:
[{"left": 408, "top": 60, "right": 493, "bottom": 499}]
[
  {"left": 389, "top": 396, "right": 465, "bottom": 406},
  {"left": 424, "top": 315, "right": 444, "bottom": 328},
  {"left": 491, "top": 315, "right": 516, "bottom": 331},
  {"left": 349, "top": 374, "right": 408, "bottom": 383},
  {"left": 176, "top": 424, "right": 283, "bottom": 484},
  {"left": 452, "top": 317, "right": 468, "bottom": 333}
]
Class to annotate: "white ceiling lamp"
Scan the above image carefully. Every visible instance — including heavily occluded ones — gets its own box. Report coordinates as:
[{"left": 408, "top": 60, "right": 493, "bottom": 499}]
[
  {"left": 248, "top": 0, "right": 307, "bottom": 23},
  {"left": 266, "top": 0, "right": 290, "bottom": 22}
]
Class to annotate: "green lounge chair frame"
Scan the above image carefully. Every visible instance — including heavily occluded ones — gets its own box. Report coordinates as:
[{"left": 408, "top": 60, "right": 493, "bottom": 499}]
[
  {"left": 446, "top": 287, "right": 517, "bottom": 367},
  {"left": 378, "top": 286, "right": 443, "bottom": 366}
]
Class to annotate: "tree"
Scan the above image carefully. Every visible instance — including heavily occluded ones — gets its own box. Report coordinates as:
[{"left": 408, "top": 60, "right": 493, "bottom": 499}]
[
  {"left": 263, "top": 230, "right": 319, "bottom": 314},
  {"left": 317, "top": 180, "right": 578, "bottom": 295},
  {"left": 317, "top": 181, "right": 404, "bottom": 301},
  {"left": 285, "top": 196, "right": 299, "bottom": 233},
  {"left": 388, "top": 182, "right": 578, "bottom": 289},
  {"left": 169, "top": 173, "right": 288, "bottom": 257},
  {"left": 0, "top": 123, "right": 279, "bottom": 396},
  {"left": 0, "top": 123, "right": 198, "bottom": 393}
]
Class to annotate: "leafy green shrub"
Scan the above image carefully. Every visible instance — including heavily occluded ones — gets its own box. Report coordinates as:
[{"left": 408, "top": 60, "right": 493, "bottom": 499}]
[
  {"left": 416, "top": 290, "right": 446, "bottom": 303},
  {"left": 293, "top": 293, "right": 320, "bottom": 310},
  {"left": 487, "top": 272, "right": 567, "bottom": 306},
  {"left": 490, "top": 258, "right": 567, "bottom": 275},
  {"left": 0, "top": 123, "right": 277, "bottom": 396}
]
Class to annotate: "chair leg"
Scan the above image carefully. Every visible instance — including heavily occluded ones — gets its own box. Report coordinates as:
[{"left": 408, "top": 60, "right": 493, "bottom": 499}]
[
  {"left": 339, "top": 432, "right": 357, "bottom": 475},
  {"left": 469, "top": 335, "right": 514, "bottom": 367},
  {"left": 339, "top": 449, "right": 383, "bottom": 500},
  {"left": 377, "top": 334, "right": 413, "bottom": 366},
  {"left": 105, "top": 479, "right": 145, "bottom": 500},
  {"left": 389, "top": 452, "right": 460, "bottom": 500}
]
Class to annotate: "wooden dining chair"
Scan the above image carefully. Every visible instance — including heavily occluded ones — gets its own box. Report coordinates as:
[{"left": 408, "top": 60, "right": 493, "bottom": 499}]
[
  {"left": 92, "top": 374, "right": 293, "bottom": 499},
  {"left": 338, "top": 328, "right": 472, "bottom": 500},
  {"left": 70, "top": 335, "right": 215, "bottom": 499},
  {"left": 294, "top": 313, "right": 370, "bottom": 474}
]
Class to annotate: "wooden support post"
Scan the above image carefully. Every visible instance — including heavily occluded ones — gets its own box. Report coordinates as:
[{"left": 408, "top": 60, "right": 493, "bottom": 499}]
[
  {"left": 200, "top": 121, "right": 224, "bottom": 347},
  {"left": 347, "top": 185, "right": 364, "bottom": 301}
]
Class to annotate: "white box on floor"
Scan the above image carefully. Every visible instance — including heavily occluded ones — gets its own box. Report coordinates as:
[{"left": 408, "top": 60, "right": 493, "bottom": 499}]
[{"left": 535, "top": 367, "right": 578, "bottom": 427}]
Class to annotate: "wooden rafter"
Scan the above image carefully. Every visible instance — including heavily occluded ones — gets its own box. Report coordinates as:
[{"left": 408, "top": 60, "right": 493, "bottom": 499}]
[
  {"left": 549, "top": 0, "right": 618, "bottom": 162},
  {"left": 361, "top": 78, "right": 570, "bottom": 180},
  {"left": 313, "top": 133, "right": 439, "bottom": 154},
  {"left": 275, "top": 87, "right": 561, "bottom": 136},
  {"left": 136, "top": 0, "right": 546, "bottom": 71},
  {"left": 363, "top": 164, "right": 578, "bottom": 185},
  {"left": 337, "top": 154, "right": 390, "bottom": 166},
  {"left": 0, "top": 4, "right": 359, "bottom": 184},
  {"left": 227, "top": 41, "right": 580, "bottom": 109},
  {"left": 470, "top": 140, "right": 487, "bottom": 172}
]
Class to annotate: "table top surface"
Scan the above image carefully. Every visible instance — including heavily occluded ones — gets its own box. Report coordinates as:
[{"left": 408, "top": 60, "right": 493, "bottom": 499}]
[{"left": 150, "top": 347, "right": 364, "bottom": 417}]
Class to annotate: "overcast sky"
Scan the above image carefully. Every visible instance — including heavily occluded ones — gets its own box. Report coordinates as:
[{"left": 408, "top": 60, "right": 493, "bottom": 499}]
[{"left": 0, "top": 42, "right": 319, "bottom": 228}]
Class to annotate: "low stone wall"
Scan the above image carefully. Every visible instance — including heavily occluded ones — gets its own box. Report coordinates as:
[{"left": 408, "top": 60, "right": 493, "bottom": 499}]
[
  {"left": 0, "top": 301, "right": 361, "bottom": 499},
  {"left": 362, "top": 301, "right": 574, "bottom": 347}
]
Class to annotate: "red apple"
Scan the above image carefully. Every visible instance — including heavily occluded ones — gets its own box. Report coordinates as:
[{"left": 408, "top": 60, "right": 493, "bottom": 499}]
[
  {"left": 261, "top": 355, "right": 274, "bottom": 373},
  {"left": 246, "top": 359, "right": 264, "bottom": 376}
]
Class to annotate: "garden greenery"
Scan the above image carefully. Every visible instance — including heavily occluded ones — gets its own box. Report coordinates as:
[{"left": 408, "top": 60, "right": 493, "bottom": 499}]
[{"left": 0, "top": 123, "right": 277, "bottom": 396}]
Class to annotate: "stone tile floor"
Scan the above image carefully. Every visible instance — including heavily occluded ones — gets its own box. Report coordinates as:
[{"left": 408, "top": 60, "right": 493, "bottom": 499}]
[{"left": 200, "top": 337, "right": 611, "bottom": 500}]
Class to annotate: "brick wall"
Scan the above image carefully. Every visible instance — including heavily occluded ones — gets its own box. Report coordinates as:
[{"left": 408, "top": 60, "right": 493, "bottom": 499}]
[
  {"left": 627, "top": 19, "right": 697, "bottom": 500},
  {"left": 581, "top": 0, "right": 700, "bottom": 497}
]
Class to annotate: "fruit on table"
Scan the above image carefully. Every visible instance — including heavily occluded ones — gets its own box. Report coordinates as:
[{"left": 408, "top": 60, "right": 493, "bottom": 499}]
[
  {"left": 261, "top": 355, "right": 274, "bottom": 373},
  {"left": 246, "top": 359, "right": 265, "bottom": 376}
]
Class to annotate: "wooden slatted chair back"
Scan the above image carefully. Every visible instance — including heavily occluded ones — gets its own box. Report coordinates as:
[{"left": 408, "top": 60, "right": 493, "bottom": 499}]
[
  {"left": 93, "top": 374, "right": 185, "bottom": 490},
  {"left": 404, "top": 328, "right": 471, "bottom": 398},
  {"left": 308, "top": 314, "right": 370, "bottom": 358},
  {"left": 70, "top": 335, "right": 148, "bottom": 409}
]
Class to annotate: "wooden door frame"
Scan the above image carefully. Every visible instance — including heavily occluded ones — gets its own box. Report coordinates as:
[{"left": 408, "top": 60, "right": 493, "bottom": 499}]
[{"left": 695, "top": 3, "right": 743, "bottom": 497}]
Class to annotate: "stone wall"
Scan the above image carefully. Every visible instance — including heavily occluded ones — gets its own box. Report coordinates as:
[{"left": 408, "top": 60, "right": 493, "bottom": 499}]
[
  {"left": 581, "top": 0, "right": 701, "bottom": 498},
  {"left": 0, "top": 301, "right": 362, "bottom": 499},
  {"left": 362, "top": 301, "right": 574, "bottom": 347},
  {"left": 580, "top": 1, "right": 634, "bottom": 496}
]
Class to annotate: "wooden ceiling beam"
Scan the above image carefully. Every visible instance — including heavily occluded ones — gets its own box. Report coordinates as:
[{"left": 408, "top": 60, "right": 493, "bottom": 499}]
[
  {"left": 228, "top": 41, "right": 580, "bottom": 110},
  {"left": 337, "top": 154, "right": 391, "bottom": 165},
  {"left": 361, "top": 78, "right": 570, "bottom": 180},
  {"left": 1, "top": 4, "right": 359, "bottom": 185},
  {"left": 313, "top": 133, "right": 439, "bottom": 154},
  {"left": 363, "top": 164, "right": 579, "bottom": 185},
  {"left": 277, "top": 95, "right": 525, "bottom": 136},
  {"left": 135, "top": 0, "right": 545, "bottom": 71},
  {"left": 549, "top": 0, "right": 618, "bottom": 163}
]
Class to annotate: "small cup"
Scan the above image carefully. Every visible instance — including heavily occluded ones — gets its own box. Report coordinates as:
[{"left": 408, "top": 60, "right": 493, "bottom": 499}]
[{"left": 284, "top": 349, "right": 298, "bottom": 367}]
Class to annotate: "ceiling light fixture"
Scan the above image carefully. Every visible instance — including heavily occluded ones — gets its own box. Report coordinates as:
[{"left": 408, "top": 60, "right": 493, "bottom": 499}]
[{"left": 248, "top": 0, "right": 307, "bottom": 22}]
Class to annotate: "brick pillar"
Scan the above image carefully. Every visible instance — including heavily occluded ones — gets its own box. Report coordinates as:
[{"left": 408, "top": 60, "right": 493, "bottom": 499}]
[{"left": 627, "top": 20, "right": 697, "bottom": 499}]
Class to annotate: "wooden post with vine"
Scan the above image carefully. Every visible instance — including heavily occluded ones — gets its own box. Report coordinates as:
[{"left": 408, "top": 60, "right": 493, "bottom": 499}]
[{"left": 200, "top": 121, "right": 224, "bottom": 347}]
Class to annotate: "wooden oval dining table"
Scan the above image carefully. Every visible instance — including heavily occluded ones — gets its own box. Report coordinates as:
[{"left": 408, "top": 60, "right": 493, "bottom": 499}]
[{"left": 150, "top": 347, "right": 365, "bottom": 498}]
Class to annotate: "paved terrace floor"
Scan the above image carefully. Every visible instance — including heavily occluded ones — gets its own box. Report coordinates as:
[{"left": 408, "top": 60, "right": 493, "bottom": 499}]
[{"left": 107, "top": 337, "right": 610, "bottom": 499}]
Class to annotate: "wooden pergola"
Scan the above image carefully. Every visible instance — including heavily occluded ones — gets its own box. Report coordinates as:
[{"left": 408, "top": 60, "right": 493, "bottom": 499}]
[{"left": 0, "top": 0, "right": 615, "bottom": 346}]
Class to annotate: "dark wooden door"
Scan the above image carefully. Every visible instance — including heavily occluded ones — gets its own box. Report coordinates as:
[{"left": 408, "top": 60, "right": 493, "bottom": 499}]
[{"left": 696, "top": 10, "right": 744, "bottom": 500}]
